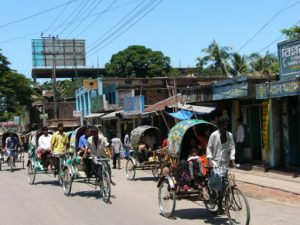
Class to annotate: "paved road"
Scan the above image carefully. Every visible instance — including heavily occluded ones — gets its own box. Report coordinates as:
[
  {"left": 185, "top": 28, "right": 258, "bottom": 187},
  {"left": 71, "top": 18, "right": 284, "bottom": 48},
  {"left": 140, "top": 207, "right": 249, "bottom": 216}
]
[{"left": 0, "top": 159, "right": 299, "bottom": 225}]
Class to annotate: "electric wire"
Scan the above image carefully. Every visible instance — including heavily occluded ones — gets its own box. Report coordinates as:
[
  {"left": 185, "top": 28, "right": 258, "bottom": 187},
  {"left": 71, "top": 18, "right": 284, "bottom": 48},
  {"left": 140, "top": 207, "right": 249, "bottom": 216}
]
[{"left": 0, "top": 0, "right": 79, "bottom": 29}]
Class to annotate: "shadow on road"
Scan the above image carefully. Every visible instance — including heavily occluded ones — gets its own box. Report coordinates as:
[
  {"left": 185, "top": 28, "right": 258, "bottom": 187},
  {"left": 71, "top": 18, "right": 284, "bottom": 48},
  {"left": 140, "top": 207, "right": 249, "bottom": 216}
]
[
  {"left": 1, "top": 168, "right": 24, "bottom": 172},
  {"left": 132, "top": 177, "right": 158, "bottom": 182},
  {"left": 34, "top": 180, "right": 61, "bottom": 186},
  {"left": 70, "top": 190, "right": 116, "bottom": 203},
  {"left": 172, "top": 208, "right": 228, "bottom": 225}
]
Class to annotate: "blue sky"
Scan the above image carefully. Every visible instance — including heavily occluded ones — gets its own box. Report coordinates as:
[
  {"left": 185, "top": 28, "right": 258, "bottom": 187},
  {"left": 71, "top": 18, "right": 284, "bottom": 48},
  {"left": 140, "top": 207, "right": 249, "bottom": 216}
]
[{"left": 0, "top": 0, "right": 299, "bottom": 78}]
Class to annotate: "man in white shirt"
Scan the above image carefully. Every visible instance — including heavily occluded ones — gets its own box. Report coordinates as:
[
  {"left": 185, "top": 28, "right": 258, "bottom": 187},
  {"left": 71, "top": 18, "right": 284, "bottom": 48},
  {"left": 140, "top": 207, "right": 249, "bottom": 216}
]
[
  {"left": 236, "top": 118, "right": 245, "bottom": 164},
  {"left": 38, "top": 127, "right": 52, "bottom": 168},
  {"left": 87, "top": 132, "right": 116, "bottom": 185},
  {"left": 111, "top": 137, "right": 122, "bottom": 169},
  {"left": 206, "top": 116, "right": 236, "bottom": 214},
  {"left": 206, "top": 116, "right": 236, "bottom": 169}
]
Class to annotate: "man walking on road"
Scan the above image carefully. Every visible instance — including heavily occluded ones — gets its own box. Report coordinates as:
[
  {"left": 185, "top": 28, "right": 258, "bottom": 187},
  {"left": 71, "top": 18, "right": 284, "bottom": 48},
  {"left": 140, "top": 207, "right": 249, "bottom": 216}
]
[
  {"left": 236, "top": 118, "right": 245, "bottom": 164},
  {"left": 111, "top": 136, "right": 122, "bottom": 169}
]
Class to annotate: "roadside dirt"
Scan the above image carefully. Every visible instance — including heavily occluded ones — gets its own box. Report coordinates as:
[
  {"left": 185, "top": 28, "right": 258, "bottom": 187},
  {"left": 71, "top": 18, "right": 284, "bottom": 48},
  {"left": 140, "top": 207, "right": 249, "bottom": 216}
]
[{"left": 237, "top": 181, "right": 300, "bottom": 208}]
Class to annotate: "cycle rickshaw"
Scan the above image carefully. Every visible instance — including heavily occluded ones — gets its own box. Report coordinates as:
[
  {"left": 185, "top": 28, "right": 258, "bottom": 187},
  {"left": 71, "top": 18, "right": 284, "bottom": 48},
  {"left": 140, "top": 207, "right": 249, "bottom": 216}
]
[
  {"left": 62, "top": 125, "right": 112, "bottom": 203},
  {"left": 157, "top": 119, "right": 250, "bottom": 225},
  {"left": 0, "top": 131, "right": 25, "bottom": 172},
  {"left": 125, "top": 125, "right": 162, "bottom": 180},
  {"left": 27, "top": 129, "right": 65, "bottom": 185}
]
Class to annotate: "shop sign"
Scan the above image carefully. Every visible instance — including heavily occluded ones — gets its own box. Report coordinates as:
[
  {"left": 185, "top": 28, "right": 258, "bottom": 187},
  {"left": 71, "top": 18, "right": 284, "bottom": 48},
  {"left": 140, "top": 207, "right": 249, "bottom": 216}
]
[
  {"left": 212, "top": 77, "right": 248, "bottom": 100},
  {"left": 123, "top": 96, "right": 145, "bottom": 115},
  {"left": 278, "top": 38, "right": 300, "bottom": 80},
  {"left": 256, "top": 80, "right": 300, "bottom": 99}
]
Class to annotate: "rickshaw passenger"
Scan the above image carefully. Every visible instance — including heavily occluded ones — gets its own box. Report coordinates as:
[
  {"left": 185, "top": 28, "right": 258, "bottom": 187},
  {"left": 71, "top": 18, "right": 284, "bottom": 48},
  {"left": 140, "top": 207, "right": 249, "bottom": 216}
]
[
  {"left": 87, "top": 132, "right": 116, "bottom": 186},
  {"left": 78, "top": 126, "right": 91, "bottom": 157},
  {"left": 51, "top": 123, "right": 68, "bottom": 172},
  {"left": 4, "top": 132, "right": 19, "bottom": 163},
  {"left": 38, "top": 127, "right": 52, "bottom": 168}
]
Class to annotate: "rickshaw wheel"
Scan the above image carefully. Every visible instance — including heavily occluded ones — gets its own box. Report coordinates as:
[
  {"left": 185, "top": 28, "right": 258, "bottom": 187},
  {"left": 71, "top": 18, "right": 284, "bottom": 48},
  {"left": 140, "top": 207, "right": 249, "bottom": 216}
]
[
  {"left": 125, "top": 158, "right": 136, "bottom": 180},
  {"left": 204, "top": 188, "right": 219, "bottom": 214},
  {"left": 22, "top": 156, "right": 25, "bottom": 169},
  {"left": 0, "top": 160, "right": 2, "bottom": 171},
  {"left": 158, "top": 179, "right": 176, "bottom": 218},
  {"left": 8, "top": 156, "right": 14, "bottom": 172},
  {"left": 27, "top": 161, "right": 36, "bottom": 185},
  {"left": 63, "top": 168, "right": 72, "bottom": 196},
  {"left": 100, "top": 170, "right": 111, "bottom": 203}
]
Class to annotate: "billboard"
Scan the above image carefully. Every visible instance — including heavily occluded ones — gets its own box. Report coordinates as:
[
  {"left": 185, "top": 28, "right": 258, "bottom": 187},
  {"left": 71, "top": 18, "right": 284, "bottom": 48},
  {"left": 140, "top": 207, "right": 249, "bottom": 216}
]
[
  {"left": 123, "top": 96, "right": 145, "bottom": 115},
  {"left": 278, "top": 38, "right": 300, "bottom": 80},
  {"left": 32, "top": 38, "right": 86, "bottom": 67}
]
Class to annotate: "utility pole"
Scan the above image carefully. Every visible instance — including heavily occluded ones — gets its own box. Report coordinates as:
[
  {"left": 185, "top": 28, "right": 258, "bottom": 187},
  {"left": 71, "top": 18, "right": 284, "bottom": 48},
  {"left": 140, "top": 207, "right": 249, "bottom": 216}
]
[{"left": 52, "top": 36, "right": 58, "bottom": 120}]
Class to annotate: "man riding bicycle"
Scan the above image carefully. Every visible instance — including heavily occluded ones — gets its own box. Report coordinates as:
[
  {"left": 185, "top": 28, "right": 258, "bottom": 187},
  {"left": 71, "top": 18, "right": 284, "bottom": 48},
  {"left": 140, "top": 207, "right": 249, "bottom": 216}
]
[
  {"left": 4, "top": 132, "right": 19, "bottom": 164},
  {"left": 86, "top": 131, "right": 116, "bottom": 186}
]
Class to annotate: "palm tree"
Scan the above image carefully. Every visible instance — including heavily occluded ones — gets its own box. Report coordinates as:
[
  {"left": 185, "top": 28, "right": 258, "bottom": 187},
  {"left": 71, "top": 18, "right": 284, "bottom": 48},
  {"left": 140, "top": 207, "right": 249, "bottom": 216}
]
[
  {"left": 230, "top": 52, "right": 248, "bottom": 76},
  {"left": 249, "top": 51, "right": 279, "bottom": 75},
  {"left": 202, "top": 40, "right": 232, "bottom": 77}
]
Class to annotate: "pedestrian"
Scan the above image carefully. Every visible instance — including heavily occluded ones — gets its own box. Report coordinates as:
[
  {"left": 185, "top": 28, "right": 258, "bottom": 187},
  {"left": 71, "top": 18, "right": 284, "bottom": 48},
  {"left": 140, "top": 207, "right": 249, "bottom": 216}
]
[
  {"left": 236, "top": 118, "right": 245, "bottom": 164},
  {"left": 4, "top": 132, "right": 19, "bottom": 164},
  {"left": 206, "top": 116, "right": 236, "bottom": 213},
  {"left": 111, "top": 136, "right": 122, "bottom": 169},
  {"left": 123, "top": 133, "right": 131, "bottom": 160}
]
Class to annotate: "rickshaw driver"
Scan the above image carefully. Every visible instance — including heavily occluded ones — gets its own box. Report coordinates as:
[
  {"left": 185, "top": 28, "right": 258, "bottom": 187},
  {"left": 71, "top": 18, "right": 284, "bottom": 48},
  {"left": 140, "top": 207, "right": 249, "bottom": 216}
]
[
  {"left": 4, "top": 132, "right": 19, "bottom": 164},
  {"left": 86, "top": 132, "right": 116, "bottom": 186},
  {"left": 50, "top": 123, "right": 68, "bottom": 174},
  {"left": 206, "top": 116, "right": 236, "bottom": 213}
]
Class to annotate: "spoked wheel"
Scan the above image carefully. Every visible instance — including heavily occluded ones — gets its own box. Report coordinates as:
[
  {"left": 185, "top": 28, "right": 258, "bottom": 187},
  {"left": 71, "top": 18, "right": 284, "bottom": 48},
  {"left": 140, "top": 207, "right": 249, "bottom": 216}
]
[
  {"left": 0, "top": 160, "right": 2, "bottom": 171},
  {"left": 204, "top": 188, "right": 219, "bottom": 214},
  {"left": 27, "top": 161, "right": 36, "bottom": 185},
  {"left": 63, "top": 168, "right": 72, "bottom": 196},
  {"left": 226, "top": 187, "right": 250, "bottom": 225},
  {"left": 100, "top": 170, "right": 111, "bottom": 203},
  {"left": 8, "top": 156, "right": 14, "bottom": 172},
  {"left": 22, "top": 154, "right": 25, "bottom": 169},
  {"left": 158, "top": 179, "right": 176, "bottom": 218},
  {"left": 125, "top": 158, "right": 136, "bottom": 180}
]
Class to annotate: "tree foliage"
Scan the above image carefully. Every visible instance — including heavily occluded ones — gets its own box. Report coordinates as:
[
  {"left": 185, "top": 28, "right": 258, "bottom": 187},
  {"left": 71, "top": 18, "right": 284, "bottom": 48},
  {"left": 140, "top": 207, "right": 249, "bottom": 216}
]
[
  {"left": 0, "top": 49, "right": 34, "bottom": 120},
  {"left": 281, "top": 25, "right": 300, "bottom": 39},
  {"left": 105, "top": 45, "right": 171, "bottom": 77},
  {"left": 249, "top": 51, "right": 279, "bottom": 75}
]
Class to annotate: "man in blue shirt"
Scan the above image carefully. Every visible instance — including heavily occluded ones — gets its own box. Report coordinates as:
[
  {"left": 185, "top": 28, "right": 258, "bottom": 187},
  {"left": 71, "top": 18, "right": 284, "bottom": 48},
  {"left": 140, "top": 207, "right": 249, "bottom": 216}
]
[
  {"left": 78, "top": 126, "right": 92, "bottom": 177},
  {"left": 4, "top": 132, "right": 19, "bottom": 163},
  {"left": 78, "top": 126, "right": 91, "bottom": 156}
]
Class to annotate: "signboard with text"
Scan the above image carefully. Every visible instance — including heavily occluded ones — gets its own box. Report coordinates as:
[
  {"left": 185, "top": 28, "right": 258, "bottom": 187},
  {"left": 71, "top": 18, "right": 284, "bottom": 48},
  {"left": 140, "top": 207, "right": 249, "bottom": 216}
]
[
  {"left": 123, "top": 96, "right": 145, "bottom": 115},
  {"left": 73, "top": 111, "right": 82, "bottom": 118},
  {"left": 39, "top": 114, "right": 48, "bottom": 119},
  {"left": 212, "top": 77, "right": 248, "bottom": 100},
  {"left": 278, "top": 38, "right": 300, "bottom": 80}
]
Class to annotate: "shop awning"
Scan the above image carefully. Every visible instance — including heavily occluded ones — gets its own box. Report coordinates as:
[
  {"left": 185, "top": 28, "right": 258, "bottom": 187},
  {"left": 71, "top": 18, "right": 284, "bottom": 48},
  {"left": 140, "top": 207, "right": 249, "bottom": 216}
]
[
  {"left": 101, "top": 110, "right": 123, "bottom": 120},
  {"left": 177, "top": 103, "right": 215, "bottom": 114},
  {"left": 84, "top": 113, "right": 105, "bottom": 119},
  {"left": 167, "top": 110, "right": 193, "bottom": 120}
]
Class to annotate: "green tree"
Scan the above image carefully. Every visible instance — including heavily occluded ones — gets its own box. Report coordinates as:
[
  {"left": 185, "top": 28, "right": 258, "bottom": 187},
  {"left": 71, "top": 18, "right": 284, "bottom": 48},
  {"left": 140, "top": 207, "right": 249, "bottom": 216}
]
[
  {"left": 201, "top": 40, "right": 232, "bottom": 77},
  {"left": 229, "top": 52, "right": 249, "bottom": 76},
  {"left": 0, "top": 50, "right": 34, "bottom": 120},
  {"left": 105, "top": 45, "right": 171, "bottom": 77},
  {"left": 249, "top": 51, "right": 279, "bottom": 75},
  {"left": 281, "top": 25, "right": 300, "bottom": 39}
]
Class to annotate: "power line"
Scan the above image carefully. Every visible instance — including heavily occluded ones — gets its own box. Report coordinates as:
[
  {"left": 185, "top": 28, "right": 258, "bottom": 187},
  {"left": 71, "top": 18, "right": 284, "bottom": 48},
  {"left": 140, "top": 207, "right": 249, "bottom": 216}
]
[
  {"left": 58, "top": 0, "right": 91, "bottom": 36},
  {"left": 44, "top": 1, "right": 71, "bottom": 33},
  {"left": 66, "top": 0, "right": 106, "bottom": 38},
  {"left": 87, "top": 0, "right": 145, "bottom": 50},
  {"left": 238, "top": 0, "right": 300, "bottom": 52},
  {"left": 88, "top": 0, "right": 163, "bottom": 58},
  {"left": 74, "top": 0, "right": 117, "bottom": 38},
  {"left": 87, "top": 0, "right": 154, "bottom": 52},
  {"left": 0, "top": 0, "right": 79, "bottom": 29},
  {"left": 258, "top": 20, "right": 300, "bottom": 53},
  {"left": 0, "top": 0, "right": 140, "bottom": 44}
]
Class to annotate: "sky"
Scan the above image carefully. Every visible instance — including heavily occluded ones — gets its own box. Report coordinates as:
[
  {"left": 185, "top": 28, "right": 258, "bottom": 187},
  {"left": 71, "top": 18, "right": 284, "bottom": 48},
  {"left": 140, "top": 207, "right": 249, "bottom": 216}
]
[{"left": 0, "top": 0, "right": 300, "bottom": 79}]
